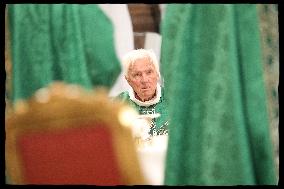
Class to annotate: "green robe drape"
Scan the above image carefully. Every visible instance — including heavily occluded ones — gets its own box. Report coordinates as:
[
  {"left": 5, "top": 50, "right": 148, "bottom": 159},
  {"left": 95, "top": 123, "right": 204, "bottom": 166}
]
[
  {"left": 8, "top": 4, "right": 121, "bottom": 103},
  {"left": 161, "top": 4, "right": 277, "bottom": 185}
]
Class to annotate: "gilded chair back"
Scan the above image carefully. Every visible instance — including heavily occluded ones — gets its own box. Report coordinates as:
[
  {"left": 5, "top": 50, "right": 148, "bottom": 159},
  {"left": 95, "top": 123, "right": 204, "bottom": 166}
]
[{"left": 5, "top": 82, "right": 146, "bottom": 185}]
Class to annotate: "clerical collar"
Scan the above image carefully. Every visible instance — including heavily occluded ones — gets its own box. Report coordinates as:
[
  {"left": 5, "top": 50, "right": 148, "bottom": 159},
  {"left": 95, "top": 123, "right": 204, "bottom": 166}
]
[{"left": 128, "top": 84, "right": 161, "bottom": 107}]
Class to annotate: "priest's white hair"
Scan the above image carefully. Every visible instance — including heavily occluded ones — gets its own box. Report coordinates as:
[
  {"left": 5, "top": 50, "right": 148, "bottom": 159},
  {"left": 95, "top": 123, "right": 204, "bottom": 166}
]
[{"left": 122, "top": 49, "right": 160, "bottom": 78}]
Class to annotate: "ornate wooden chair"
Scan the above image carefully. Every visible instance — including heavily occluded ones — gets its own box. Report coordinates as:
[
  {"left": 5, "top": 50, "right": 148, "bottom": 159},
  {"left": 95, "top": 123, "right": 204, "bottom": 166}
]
[{"left": 5, "top": 82, "right": 146, "bottom": 185}]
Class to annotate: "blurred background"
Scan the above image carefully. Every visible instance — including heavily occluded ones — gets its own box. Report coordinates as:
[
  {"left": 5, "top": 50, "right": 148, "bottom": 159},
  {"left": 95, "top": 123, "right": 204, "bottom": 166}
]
[{"left": 5, "top": 4, "right": 279, "bottom": 182}]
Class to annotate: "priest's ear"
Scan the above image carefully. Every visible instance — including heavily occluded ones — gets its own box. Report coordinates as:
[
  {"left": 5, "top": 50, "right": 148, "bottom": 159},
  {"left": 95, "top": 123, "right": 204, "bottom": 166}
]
[{"left": 125, "top": 75, "right": 133, "bottom": 87}]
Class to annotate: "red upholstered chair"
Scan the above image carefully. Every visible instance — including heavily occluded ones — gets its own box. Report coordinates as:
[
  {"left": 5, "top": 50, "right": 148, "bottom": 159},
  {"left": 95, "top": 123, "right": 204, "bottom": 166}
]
[{"left": 6, "top": 82, "right": 146, "bottom": 185}]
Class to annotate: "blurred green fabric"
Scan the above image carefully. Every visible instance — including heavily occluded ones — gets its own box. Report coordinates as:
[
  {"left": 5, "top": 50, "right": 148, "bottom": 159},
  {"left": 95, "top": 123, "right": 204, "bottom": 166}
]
[
  {"left": 8, "top": 4, "right": 121, "bottom": 103},
  {"left": 161, "top": 4, "right": 277, "bottom": 185}
]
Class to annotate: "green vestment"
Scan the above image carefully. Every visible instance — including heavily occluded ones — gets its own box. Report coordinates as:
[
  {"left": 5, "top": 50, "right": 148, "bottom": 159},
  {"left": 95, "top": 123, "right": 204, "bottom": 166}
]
[
  {"left": 8, "top": 4, "right": 121, "bottom": 103},
  {"left": 161, "top": 4, "right": 277, "bottom": 185},
  {"left": 117, "top": 86, "right": 169, "bottom": 136}
]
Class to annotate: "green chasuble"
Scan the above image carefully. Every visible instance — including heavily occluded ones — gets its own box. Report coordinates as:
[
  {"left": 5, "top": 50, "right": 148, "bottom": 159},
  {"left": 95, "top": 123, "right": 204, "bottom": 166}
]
[
  {"left": 8, "top": 4, "right": 121, "bottom": 103},
  {"left": 117, "top": 85, "right": 169, "bottom": 136},
  {"left": 161, "top": 4, "right": 277, "bottom": 185}
]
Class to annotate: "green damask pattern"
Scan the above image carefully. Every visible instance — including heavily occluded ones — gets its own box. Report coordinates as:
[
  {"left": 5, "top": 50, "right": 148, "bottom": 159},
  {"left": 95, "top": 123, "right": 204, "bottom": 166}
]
[
  {"left": 8, "top": 4, "right": 121, "bottom": 103},
  {"left": 161, "top": 4, "right": 277, "bottom": 185}
]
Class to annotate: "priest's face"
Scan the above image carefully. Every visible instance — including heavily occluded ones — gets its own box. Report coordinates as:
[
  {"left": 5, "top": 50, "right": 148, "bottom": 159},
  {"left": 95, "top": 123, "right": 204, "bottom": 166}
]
[{"left": 126, "top": 57, "right": 159, "bottom": 102}]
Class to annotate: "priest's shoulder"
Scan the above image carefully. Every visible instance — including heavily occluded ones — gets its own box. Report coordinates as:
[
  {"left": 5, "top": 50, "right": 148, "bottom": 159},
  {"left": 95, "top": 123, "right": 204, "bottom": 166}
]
[{"left": 116, "top": 91, "right": 130, "bottom": 101}]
